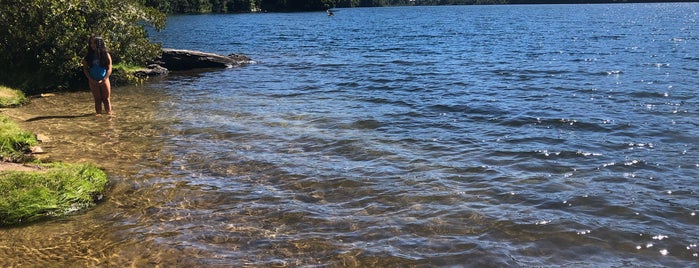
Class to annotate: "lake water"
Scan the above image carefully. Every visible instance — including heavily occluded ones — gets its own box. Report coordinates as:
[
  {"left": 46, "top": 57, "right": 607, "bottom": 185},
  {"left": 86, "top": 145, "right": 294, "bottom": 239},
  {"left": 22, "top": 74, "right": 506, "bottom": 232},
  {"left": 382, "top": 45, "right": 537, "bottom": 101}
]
[{"left": 2, "top": 3, "right": 699, "bottom": 267}]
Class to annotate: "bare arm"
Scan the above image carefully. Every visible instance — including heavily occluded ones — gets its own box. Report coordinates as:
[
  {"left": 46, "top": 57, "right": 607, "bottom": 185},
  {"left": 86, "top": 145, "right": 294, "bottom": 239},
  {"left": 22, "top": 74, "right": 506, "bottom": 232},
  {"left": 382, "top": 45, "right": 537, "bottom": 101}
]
[{"left": 105, "top": 53, "right": 113, "bottom": 79}]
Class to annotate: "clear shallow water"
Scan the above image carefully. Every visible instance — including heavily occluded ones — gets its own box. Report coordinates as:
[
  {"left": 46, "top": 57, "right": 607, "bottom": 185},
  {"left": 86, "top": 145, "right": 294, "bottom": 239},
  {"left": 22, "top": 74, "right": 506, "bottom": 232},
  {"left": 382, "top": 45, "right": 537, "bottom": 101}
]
[{"left": 2, "top": 4, "right": 699, "bottom": 267}]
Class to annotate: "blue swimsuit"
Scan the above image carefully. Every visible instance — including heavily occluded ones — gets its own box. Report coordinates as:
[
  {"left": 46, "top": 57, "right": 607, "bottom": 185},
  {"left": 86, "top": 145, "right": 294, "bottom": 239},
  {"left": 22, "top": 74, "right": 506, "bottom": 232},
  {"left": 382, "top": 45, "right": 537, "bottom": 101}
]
[{"left": 89, "top": 56, "right": 107, "bottom": 80}]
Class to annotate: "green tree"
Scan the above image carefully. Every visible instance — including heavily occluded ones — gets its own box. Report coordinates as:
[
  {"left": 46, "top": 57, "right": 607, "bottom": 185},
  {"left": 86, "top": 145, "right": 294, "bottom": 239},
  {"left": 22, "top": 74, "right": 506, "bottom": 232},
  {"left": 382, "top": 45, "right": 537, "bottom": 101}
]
[
  {"left": 260, "top": 0, "right": 336, "bottom": 11},
  {"left": 336, "top": 0, "right": 360, "bottom": 7},
  {"left": 227, "top": 0, "right": 261, "bottom": 12},
  {"left": 0, "top": 0, "right": 165, "bottom": 92}
]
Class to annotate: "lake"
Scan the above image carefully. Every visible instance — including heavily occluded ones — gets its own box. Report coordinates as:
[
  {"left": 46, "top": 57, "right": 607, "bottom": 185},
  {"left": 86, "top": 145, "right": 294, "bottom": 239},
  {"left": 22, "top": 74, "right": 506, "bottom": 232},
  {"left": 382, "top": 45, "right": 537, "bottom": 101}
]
[{"left": 2, "top": 3, "right": 698, "bottom": 267}]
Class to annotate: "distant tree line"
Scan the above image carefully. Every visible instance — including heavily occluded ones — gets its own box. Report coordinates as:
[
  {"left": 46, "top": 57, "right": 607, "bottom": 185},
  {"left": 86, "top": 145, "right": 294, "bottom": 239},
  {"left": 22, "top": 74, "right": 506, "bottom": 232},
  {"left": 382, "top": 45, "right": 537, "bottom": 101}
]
[
  {"left": 146, "top": 0, "right": 698, "bottom": 13},
  {"left": 145, "top": 0, "right": 261, "bottom": 13},
  {"left": 146, "top": 0, "right": 514, "bottom": 13}
]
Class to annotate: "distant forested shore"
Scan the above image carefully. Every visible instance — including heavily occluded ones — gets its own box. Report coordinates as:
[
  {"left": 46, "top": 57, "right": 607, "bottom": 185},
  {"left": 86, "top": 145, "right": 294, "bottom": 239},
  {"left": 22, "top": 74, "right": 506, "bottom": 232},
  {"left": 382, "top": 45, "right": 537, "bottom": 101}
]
[{"left": 149, "top": 0, "right": 698, "bottom": 13}]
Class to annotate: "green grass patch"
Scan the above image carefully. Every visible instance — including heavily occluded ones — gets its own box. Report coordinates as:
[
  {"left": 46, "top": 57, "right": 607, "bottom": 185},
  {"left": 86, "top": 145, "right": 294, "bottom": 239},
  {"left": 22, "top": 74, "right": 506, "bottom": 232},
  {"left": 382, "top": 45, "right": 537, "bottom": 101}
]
[
  {"left": 0, "top": 115, "right": 38, "bottom": 162},
  {"left": 0, "top": 85, "right": 27, "bottom": 107},
  {"left": 113, "top": 63, "right": 144, "bottom": 73},
  {"left": 0, "top": 115, "right": 108, "bottom": 226},
  {"left": 0, "top": 162, "right": 108, "bottom": 226},
  {"left": 112, "top": 63, "right": 148, "bottom": 85}
]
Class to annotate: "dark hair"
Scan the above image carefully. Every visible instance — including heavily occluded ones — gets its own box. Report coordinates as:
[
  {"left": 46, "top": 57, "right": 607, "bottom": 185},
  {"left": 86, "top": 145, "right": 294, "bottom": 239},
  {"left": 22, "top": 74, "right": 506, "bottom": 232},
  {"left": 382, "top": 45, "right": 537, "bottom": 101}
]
[{"left": 84, "top": 36, "right": 110, "bottom": 68}]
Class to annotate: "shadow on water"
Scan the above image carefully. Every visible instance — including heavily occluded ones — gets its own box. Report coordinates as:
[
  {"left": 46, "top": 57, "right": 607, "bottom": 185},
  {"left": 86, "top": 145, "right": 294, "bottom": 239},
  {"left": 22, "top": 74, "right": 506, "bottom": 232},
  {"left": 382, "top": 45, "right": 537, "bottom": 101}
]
[{"left": 24, "top": 113, "right": 95, "bottom": 122}]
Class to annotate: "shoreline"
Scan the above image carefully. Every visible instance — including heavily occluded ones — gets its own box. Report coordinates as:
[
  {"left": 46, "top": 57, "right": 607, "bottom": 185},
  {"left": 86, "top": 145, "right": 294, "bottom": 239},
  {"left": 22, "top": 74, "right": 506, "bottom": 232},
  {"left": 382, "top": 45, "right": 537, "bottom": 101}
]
[
  {"left": 0, "top": 162, "right": 44, "bottom": 172},
  {"left": 0, "top": 48, "right": 249, "bottom": 225},
  {"left": 0, "top": 92, "right": 108, "bottom": 226}
]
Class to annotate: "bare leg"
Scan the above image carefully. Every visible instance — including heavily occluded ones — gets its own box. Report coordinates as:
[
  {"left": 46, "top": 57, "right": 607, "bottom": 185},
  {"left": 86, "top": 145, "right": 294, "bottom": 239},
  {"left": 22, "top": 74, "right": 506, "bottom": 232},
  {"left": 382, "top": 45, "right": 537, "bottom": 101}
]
[
  {"left": 89, "top": 80, "right": 103, "bottom": 114},
  {"left": 101, "top": 78, "right": 112, "bottom": 114}
]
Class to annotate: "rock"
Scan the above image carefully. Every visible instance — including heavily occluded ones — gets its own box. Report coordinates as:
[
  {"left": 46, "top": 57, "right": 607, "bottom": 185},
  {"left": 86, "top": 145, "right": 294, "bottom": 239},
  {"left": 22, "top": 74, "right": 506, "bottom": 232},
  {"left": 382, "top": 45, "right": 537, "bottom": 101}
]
[
  {"left": 155, "top": 49, "right": 252, "bottom": 71},
  {"left": 123, "top": 49, "right": 252, "bottom": 79},
  {"left": 133, "top": 64, "right": 169, "bottom": 78},
  {"left": 30, "top": 146, "right": 44, "bottom": 154},
  {"left": 35, "top": 134, "right": 50, "bottom": 143}
]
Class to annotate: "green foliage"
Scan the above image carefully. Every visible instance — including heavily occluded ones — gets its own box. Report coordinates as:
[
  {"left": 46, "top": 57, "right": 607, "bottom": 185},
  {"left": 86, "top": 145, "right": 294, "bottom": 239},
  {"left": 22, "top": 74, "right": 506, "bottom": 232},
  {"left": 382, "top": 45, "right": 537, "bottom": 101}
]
[
  {"left": 113, "top": 63, "right": 145, "bottom": 73},
  {"left": 0, "top": 115, "right": 38, "bottom": 162},
  {"left": 335, "top": 0, "right": 360, "bottom": 7},
  {"left": 0, "top": 162, "right": 108, "bottom": 225},
  {"left": 0, "top": 0, "right": 166, "bottom": 92},
  {"left": 111, "top": 65, "right": 147, "bottom": 85},
  {"left": 0, "top": 86, "right": 27, "bottom": 107}
]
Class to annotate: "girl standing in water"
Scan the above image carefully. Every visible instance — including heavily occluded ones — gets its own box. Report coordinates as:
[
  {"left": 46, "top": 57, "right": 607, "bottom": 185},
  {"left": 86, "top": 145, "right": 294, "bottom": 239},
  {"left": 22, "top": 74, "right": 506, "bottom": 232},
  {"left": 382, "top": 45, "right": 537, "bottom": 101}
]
[{"left": 82, "top": 36, "right": 113, "bottom": 115}]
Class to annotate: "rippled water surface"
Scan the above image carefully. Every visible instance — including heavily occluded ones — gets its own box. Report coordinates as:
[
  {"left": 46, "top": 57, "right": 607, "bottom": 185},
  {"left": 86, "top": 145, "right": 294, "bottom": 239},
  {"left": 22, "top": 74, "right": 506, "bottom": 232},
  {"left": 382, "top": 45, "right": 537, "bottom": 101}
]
[{"left": 2, "top": 4, "right": 699, "bottom": 267}]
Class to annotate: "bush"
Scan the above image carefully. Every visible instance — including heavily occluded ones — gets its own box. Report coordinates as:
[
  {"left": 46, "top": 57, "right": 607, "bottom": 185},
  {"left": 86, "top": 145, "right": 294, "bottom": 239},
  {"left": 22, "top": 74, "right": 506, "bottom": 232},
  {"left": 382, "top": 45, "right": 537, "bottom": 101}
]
[{"left": 0, "top": 0, "right": 165, "bottom": 93}]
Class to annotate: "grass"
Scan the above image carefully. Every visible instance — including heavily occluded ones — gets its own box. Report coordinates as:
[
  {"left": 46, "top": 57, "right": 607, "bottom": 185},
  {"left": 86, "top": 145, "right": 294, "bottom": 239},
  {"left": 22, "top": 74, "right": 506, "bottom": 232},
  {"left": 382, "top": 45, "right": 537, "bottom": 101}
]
[
  {"left": 0, "top": 115, "right": 38, "bottom": 162},
  {"left": 0, "top": 162, "right": 108, "bottom": 225},
  {"left": 0, "top": 115, "right": 109, "bottom": 226},
  {"left": 113, "top": 63, "right": 144, "bottom": 73},
  {"left": 112, "top": 63, "right": 147, "bottom": 85},
  {"left": 0, "top": 85, "right": 27, "bottom": 107}
]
